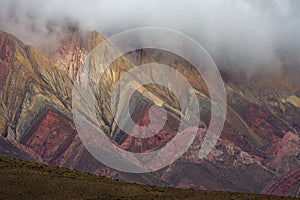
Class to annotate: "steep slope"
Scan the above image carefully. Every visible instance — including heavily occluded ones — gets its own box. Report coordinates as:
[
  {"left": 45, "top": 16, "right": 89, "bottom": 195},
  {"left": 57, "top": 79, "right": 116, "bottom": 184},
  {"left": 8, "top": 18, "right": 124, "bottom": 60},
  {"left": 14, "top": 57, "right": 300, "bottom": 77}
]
[
  {"left": 126, "top": 49, "right": 300, "bottom": 195},
  {"left": 0, "top": 136, "right": 41, "bottom": 162},
  {"left": 0, "top": 30, "right": 165, "bottom": 185},
  {"left": 50, "top": 32, "right": 299, "bottom": 195},
  {"left": 0, "top": 30, "right": 73, "bottom": 141},
  {"left": 0, "top": 29, "right": 299, "bottom": 197}
]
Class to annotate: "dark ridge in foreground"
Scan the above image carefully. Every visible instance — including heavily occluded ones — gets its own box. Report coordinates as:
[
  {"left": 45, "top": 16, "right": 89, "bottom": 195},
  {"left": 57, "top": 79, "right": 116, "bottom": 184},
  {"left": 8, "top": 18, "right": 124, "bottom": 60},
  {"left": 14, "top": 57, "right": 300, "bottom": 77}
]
[{"left": 0, "top": 156, "right": 298, "bottom": 200}]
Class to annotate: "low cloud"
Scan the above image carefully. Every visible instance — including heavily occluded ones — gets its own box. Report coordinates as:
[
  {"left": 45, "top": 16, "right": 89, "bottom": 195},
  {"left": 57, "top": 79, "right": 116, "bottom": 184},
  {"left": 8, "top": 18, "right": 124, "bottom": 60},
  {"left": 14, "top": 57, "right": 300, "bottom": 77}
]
[{"left": 0, "top": 0, "right": 299, "bottom": 76}]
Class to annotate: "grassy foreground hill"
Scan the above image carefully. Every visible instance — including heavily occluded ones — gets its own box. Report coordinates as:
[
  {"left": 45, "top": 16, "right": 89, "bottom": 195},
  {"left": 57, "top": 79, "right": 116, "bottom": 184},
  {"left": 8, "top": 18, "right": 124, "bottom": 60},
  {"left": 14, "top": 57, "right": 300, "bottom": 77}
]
[{"left": 0, "top": 156, "right": 298, "bottom": 200}]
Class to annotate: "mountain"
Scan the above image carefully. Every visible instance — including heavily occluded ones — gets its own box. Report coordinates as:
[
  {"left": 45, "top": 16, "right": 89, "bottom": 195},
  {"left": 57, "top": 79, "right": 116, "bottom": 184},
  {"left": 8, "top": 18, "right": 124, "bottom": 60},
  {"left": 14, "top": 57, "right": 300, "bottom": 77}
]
[{"left": 0, "top": 29, "right": 299, "bottom": 197}]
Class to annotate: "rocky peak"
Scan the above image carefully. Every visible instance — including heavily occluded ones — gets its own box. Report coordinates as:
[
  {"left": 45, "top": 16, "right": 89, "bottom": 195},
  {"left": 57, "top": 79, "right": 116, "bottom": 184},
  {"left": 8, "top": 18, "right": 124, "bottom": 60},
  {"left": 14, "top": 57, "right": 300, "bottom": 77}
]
[
  {"left": 0, "top": 28, "right": 299, "bottom": 197},
  {"left": 50, "top": 30, "right": 105, "bottom": 81}
]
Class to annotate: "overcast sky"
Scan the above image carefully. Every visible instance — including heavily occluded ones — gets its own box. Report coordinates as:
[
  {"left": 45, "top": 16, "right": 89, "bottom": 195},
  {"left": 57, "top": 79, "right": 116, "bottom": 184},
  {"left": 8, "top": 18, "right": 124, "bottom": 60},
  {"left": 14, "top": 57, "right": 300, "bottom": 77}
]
[{"left": 0, "top": 0, "right": 299, "bottom": 76}]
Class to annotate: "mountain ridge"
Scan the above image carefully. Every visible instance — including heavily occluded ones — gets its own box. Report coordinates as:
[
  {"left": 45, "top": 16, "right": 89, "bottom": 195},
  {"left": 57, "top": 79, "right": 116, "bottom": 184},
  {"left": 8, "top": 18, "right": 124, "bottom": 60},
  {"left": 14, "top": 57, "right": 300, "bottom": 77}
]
[{"left": 0, "top": 29, "right": 299, "bottom": 197}]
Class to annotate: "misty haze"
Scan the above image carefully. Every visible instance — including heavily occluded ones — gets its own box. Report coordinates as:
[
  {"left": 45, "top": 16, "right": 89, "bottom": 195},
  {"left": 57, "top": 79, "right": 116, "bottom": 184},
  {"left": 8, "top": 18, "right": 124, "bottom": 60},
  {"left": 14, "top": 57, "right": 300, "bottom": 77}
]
[{"left": 0, "top": 0, "right": 299, "bottom": 199}]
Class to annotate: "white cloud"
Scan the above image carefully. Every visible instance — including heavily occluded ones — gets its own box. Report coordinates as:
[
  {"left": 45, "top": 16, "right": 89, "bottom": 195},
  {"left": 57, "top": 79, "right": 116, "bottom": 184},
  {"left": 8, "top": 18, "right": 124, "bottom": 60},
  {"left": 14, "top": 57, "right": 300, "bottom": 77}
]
[{"left": 0, "top": 0, "right": 299, "bottom": 75}]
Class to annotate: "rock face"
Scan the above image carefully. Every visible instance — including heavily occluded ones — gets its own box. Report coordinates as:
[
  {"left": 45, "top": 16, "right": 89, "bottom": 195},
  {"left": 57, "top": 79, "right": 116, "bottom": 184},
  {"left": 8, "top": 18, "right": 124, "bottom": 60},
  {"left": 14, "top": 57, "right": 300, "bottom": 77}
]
[
  {"left": 20, "top": 109, "right": 77, "bottom": 164},
  {"left": 262, "top": 169, "right": 300, "bottom": 196},
  {"left": 0, "top": 136, "right": 41, "bottom": 162},
  {"left": 0, "top": 29, "right": 299, "bottom": 197},
  {"left": 126, "top": 49, "right": 300, "bottom": 195}
]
